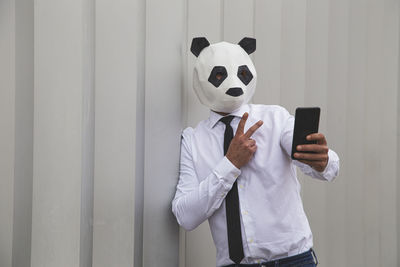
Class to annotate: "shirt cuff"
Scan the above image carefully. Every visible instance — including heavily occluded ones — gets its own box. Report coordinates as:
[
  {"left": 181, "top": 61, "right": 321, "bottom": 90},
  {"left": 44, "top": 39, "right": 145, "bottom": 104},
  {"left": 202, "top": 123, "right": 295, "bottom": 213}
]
[
  {"left": 213, "top": 156, "right": 241, "bottom": 190},
  {"left": 315, "top": 149, "right": 340, "bottom": 181}
]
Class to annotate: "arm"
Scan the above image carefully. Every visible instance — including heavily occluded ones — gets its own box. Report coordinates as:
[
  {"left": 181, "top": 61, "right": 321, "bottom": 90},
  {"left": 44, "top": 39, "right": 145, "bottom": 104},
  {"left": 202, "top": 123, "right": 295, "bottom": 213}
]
[
  {"left": 280, "top": 111, "right": 340, "bottom": 181},
  {"left": 173, "top": 114, "right": 263, "bottom": 230},
  {"left": 172, "top": 128, "right": 240, "bottom": 231}
]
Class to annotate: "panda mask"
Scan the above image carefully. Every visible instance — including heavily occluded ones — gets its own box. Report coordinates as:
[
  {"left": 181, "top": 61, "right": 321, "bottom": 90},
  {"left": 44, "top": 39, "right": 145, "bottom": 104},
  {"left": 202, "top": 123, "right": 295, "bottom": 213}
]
[{"left": 191, "top": 37, "right": 257, "bottom": 114}]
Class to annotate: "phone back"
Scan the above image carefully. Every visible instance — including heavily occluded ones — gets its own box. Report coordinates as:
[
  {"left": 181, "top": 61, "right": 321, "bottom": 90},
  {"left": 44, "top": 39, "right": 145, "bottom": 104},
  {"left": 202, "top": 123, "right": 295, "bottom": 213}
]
[{"left": 291, "top": 107, "right": 320, "bottom": 160}]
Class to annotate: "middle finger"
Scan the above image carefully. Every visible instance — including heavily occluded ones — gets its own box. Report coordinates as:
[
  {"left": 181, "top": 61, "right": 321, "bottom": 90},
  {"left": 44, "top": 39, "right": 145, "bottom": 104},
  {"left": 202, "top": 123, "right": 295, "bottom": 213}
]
[
  {"left": 244, "top": 120, "right": 263, "bottom": 138},
  {"left": 294, "top": 152, "right": 328, "bottom": 161},
  {"left": 297, "top": 144, "right": 328, "bottom": 153}
]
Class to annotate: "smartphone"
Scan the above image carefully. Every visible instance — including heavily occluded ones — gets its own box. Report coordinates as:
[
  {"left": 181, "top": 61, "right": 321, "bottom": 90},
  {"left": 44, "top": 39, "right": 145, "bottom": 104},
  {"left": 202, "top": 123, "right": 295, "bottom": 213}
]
[{"left": 291, "top": 107, "right": 321, "bottom": 160}]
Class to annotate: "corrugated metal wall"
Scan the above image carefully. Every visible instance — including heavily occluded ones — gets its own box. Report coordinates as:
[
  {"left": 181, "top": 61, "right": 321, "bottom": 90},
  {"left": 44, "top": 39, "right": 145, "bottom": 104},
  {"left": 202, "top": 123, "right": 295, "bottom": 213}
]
[
  {"left": 1, "top": 0, "right": 398, "bottom": 266},
  {"left": 182, "top": 0, "right": 400, "bottom": 266}
]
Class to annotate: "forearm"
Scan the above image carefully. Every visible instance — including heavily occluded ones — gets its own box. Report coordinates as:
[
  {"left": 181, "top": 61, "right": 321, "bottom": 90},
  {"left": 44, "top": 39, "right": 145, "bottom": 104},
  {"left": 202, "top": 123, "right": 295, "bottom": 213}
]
[{"left": 172, "top": 157, "right": 240, "bottom": 231}]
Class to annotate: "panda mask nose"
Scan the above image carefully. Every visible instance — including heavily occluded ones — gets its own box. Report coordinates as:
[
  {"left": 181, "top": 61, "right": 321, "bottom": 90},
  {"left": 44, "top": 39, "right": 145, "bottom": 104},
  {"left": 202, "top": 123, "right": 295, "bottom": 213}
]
[{"left": 225, "top": 87, "right": 244, "bottom": 97}]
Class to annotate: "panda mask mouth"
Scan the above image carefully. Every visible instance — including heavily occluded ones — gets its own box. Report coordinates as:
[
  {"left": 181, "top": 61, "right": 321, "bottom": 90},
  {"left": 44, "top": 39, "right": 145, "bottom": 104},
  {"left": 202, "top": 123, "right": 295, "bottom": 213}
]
[{"left": 225, "top": 87, "right": 244, "bottom": 97}]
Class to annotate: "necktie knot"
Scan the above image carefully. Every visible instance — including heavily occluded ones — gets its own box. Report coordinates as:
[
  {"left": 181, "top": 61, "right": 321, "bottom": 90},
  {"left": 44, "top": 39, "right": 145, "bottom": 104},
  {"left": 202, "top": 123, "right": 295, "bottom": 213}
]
[{"left": 220, "top": 115, "right": 234, "bottom": 126}]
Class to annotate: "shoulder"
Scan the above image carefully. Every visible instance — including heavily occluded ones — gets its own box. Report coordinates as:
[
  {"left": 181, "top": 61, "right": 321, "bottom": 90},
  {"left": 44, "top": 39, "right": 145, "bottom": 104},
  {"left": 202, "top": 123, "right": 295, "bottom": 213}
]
[
  {"left": 181, "top": 119, "right": 209, "bottom": 143},
  {"left": 247, "top": 104, "right": 291, "bottom": 120},
  {"left": 181, "top": 127, "right": 194, "bottom": 143},
  {"left": 181, "top": 118, "right": 211, "bottom": 156},
  {"left": 182, "top": 126, "right": 194, "bottom": 136},
  {"left": 180, "top": 127, "right": 194, "bottom": 156}
]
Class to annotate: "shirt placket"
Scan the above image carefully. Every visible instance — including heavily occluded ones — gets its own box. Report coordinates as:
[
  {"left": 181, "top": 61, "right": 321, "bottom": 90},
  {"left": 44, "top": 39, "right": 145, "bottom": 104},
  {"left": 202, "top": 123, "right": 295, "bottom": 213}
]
[{"left": 237, "top": 173, "right": 256, "bottom": 259}]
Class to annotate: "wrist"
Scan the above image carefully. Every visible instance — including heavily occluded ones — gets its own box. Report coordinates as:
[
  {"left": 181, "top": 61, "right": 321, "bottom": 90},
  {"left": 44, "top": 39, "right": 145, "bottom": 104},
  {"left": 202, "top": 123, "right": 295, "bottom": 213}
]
[{"left": 226, "top": 154, "right": 241, "bottom": 169}]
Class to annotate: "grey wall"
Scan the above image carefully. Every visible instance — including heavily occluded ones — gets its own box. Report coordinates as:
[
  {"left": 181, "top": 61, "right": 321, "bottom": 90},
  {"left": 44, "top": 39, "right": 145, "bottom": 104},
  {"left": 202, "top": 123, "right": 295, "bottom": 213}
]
[
  {"left": 1, "top": 0, "right": 182, "bottom": 266},
  {"left": 0, "top": 1, "right": 33, "bottom": 267},
  {"left": 0, "top": 0, "right": 399, "bottom": 267},
  {"left": 31, "top": 0, "right": 94, "bottom": 266},
  {"left": 142, "top": 0, "right": 183, "bottom": 266},
  {"left": 92, "top": 0, "right": 136, "bottom": 266},
  {"left": 0, "top": 1, "right": 17, "bottom": 266},
  {"left": 13, "top": 0, "right": 34, "bottom": 266}
]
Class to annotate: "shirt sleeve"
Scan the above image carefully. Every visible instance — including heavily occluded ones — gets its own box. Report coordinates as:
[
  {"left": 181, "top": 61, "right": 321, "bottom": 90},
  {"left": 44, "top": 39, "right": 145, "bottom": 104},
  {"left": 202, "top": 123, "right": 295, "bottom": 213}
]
[
  {"left": 172, "top": 128, "right": 241, "bottom": 231},
  {"left": 279, "top": 109, "right": 340, "bottom": 181}
]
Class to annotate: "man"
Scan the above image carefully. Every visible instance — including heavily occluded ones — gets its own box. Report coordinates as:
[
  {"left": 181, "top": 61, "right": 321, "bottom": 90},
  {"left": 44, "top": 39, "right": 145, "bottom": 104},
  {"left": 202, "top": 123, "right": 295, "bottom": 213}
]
[{"left": 172, "top": 37, "right": 339, "bottom": 267}]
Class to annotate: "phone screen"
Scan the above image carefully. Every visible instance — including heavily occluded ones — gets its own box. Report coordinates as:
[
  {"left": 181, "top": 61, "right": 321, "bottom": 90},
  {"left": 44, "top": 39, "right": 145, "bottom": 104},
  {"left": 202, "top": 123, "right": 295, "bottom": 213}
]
[{"left": 291, "top": 107, "right": 320, "bottom": 160}]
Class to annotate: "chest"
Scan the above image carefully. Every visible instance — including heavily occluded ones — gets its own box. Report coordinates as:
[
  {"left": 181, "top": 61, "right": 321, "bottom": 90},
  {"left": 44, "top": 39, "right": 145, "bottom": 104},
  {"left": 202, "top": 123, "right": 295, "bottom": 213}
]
[{"left": 190, "top": 121, "right": 287, "bottom": 184}]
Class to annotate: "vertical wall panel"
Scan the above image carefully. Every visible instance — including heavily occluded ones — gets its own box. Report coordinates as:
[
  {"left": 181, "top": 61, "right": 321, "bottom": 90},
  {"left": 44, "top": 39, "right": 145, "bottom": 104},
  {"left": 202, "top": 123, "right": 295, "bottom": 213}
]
[
  {"left": 12, "top": 0, "right": 34, "bottom": 266},
  {"left": 223, "top": 0, "right": 254, "bottom": 43},
  {"left": 364, "top": 1, "right": 384, "bottom": 266},
  {"left": 32, "top": 0, "right": 94, "bottom": 266},
  {"left": 80, "top": 1, "right": 95, "bottom": 267},
  {"left": 398, "top": 0, "right": 400, "bottom": 261},
  {"left": 253, "top": 0, "right": 282, "bottom": 105},
  {"left": 143, "top": 0, "right": 184, "bottom": 266},
  {"left": 0, "top": 1, "right": 15, "bottom": 266},
  {"left": 380, "top": 0, "right": 399, "bottom": 266},
  {"left": 93, "top": 0, "right": 136, "bottom": 266},
  {"left": 280, "top": 0, "right": 307, "bottom": 113},
  {"left": 326, "top": 0, "right": 349, "bottom": 266},
  {"left": 345, "top": 0, "right": 368, "bottom": 266},
  {"left": 303, "top": 0, "right": 330, "bottom": 264},
  {"left": 134, "top": 0, "right": 146, "bottom": 266}
]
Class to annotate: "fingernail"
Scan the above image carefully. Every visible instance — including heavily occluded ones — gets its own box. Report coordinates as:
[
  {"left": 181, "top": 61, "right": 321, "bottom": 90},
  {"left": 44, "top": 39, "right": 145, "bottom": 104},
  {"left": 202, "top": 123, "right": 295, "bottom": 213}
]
[{"left": 297, "top": 145, "right": 302, "bottom": 150}]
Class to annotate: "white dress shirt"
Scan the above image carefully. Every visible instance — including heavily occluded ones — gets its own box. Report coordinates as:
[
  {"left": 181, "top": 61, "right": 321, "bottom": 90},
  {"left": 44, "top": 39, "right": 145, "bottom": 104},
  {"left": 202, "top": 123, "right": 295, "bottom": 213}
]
[{"left": 172, "top": 104, "right": 339, "bottom": 267}]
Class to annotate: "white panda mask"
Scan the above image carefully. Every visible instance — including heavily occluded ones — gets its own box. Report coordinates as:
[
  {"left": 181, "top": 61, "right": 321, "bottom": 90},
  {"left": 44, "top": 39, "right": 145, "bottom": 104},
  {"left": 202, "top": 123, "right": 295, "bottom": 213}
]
[{"left": 191, "top": 37, "right": 257, "bottom": 114}]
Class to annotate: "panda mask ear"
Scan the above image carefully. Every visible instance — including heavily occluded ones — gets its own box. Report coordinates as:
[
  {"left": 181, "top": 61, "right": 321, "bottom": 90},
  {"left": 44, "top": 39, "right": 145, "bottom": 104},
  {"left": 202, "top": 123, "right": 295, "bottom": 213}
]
[
  {"left": 191, "top": 37, "right": 210, "bottom": 57},
  {"left": 238, "top": 37, "right": 256, "bottom": 55}
]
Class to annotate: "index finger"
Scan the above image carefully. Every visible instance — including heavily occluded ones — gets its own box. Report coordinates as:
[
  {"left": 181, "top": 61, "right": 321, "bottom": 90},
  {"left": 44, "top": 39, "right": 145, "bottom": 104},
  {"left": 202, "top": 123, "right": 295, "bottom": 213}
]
[
  {"left": 244, "top": 120, "right": 263, "bottom": 138},
  {"left": 236, "top": 112, "right": 248, "bottom": 135},
  {"left": 306, "top": 133, "right": 327, "bottom": 145}
]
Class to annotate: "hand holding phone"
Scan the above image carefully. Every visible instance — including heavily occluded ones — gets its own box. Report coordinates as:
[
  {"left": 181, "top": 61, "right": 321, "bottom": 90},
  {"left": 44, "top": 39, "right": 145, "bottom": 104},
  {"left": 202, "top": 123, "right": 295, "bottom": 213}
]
[{"left": 291, "top": 107, "right": 329, "bottom": 172}]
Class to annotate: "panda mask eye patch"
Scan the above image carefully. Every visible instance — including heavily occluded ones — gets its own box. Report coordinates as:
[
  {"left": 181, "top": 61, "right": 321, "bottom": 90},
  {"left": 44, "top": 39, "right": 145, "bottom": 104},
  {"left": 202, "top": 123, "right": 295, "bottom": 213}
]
[
  {"left": 237, "top": 65, "right": 253, "bottom": 85},
  {"left": 208, "top": 66, "right": 228, "bottom": 88}
]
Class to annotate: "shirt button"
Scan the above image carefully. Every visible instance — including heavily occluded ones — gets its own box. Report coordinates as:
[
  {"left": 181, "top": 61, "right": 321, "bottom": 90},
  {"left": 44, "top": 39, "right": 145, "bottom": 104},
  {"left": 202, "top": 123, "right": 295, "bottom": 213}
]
[
  {"left": 248, "top": 238, "right": 253, "bottom": 243},
  {"left": 242, "top": 210, "right": 248, "bottom": 215},
  {"left": 239, "top": 184, "right": 244, "bottom": 189}
]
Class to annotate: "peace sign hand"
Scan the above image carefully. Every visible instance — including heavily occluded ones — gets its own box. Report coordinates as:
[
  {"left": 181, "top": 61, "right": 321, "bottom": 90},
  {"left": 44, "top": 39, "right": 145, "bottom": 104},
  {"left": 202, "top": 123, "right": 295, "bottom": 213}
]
[{"left": 226, "top": 112, "right": 263, "bottom": 169}]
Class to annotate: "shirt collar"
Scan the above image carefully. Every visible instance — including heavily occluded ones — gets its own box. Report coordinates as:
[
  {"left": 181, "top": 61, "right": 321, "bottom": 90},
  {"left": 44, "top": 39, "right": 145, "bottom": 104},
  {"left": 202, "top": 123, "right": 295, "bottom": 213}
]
[{"left": 208, "top": 104, "right": 250, "bottom": 128}]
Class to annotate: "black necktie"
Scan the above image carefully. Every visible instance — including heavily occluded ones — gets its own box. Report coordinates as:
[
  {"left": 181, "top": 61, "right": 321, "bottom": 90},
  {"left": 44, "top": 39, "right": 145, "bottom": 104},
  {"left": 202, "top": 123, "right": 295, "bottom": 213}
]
[{"left": 220, "top": 116, "right": 244, "bottom": 264}]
